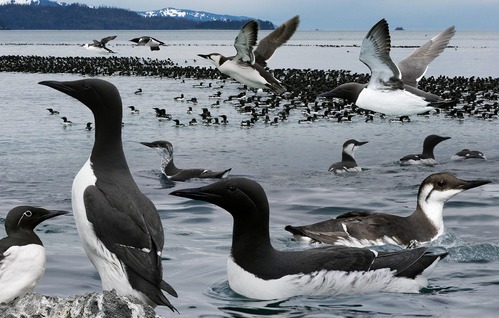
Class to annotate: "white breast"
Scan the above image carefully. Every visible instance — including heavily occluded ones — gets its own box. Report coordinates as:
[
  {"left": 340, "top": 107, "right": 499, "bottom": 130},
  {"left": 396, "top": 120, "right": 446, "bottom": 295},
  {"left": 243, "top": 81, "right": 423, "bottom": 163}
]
[
  {"left": 219, "top": 60, "right": 269, "bottom": 90},
  {"left": 357, "top": 88, "right": 434, "bottom": 116},
  {"left": 226, "top": 256, "right": 429, "bottom": 300},
  {"left": 0, "top": 244, "right": 45, "bottom": 303},
  {"left": 72, "top": 159, "right": 149, "bottom": 304}
]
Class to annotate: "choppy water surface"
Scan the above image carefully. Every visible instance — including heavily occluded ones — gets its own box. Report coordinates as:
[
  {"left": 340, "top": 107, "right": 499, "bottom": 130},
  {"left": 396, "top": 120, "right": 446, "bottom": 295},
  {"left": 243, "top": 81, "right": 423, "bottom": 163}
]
[{"left": 0, "top": 30, "right": 498, "bottom": 317}]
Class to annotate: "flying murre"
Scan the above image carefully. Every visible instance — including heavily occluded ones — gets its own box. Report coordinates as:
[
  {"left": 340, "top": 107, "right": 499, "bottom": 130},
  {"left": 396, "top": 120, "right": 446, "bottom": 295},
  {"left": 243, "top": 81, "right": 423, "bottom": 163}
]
[
  {"left": 170, "top": 177, "right": 448, "bottom": 300},
  {"left": 329, "top": 139, "right": 368, "bottom": 174},
  {"left": 130, "top": 36, "right": 166, "bottom": 51},
  {"left": 39, "top": 79, "right": 177, "bottom": 311},
  {"left": 319, "top": 19, "right": 455, "bottom": 116},
  {"left": 82, "top": 36, "right": 117, "bottom": 54},
  {"left": 285, "top": 172, "right": 490, "bottom": 248},
  {"left": 141, "top": 140, "right": 231, "bottom": 182},
  {"left": 198, "top": 16, "right": 300, "bottom": 95},
  {"left": 0, "top": 206, "right": 68, "bottom": 303}
]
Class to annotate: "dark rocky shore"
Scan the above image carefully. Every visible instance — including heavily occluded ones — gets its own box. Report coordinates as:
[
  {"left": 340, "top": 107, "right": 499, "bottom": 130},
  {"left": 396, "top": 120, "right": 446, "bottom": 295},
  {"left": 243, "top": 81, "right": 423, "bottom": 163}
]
[
  {"left": 1, "top": 55, "right": 498, "bottom": 120},
  {"left": 0, "top": 290, "right": 161, "bottom": 318}
]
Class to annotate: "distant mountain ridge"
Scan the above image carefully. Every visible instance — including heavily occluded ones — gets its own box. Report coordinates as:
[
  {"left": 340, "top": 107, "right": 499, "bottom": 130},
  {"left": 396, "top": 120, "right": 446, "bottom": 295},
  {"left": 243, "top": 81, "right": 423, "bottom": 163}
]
[{"left": 0, "top": 0, "right": 274, "bottom": 30}]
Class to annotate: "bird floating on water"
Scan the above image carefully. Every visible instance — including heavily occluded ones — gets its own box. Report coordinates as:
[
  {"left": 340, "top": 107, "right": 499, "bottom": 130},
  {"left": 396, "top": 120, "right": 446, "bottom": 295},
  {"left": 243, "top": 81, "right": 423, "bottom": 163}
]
[
  {"left": 399, "top": 134, "right": 451, "bottom": 165},
  {"left": 329, "top": 139, "right": 368, "bottom": 174},
  {"left": 285, "top": 172, "right": 490, "bottom": 248},
  {"left": 141, "top": 140, "right": 231, "bottom": 181},
  {"left": 171, "top": 177, "right": 449, "bottom": 300}
]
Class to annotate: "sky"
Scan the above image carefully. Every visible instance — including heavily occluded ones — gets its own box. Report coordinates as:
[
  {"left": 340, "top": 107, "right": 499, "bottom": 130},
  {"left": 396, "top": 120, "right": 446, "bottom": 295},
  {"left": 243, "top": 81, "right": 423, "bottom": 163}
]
[{"left": 56, "top": 0, "right": 499, "bottom": 30}]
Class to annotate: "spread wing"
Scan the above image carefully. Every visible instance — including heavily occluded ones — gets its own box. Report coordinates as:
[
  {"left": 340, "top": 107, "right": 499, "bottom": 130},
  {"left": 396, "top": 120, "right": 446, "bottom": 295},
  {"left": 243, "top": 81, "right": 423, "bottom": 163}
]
[
  {"left": 360, "top": 19, "right": 403, "bottom": 90},
  {"left": 254, "top": 15, "right": 300, "bottom": 67},
  {"left": 398, "top": 26, "right": 455, "bottom": 87},
  {"left": 100, "top": 35, "right": 117, "bottom": 45},
  {"left": 233, "top": 20, "right": 258, "bottom": 64}
]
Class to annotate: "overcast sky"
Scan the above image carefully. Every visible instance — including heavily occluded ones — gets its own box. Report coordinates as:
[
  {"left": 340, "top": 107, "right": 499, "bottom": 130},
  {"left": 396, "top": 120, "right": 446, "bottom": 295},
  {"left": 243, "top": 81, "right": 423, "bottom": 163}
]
[{"left": 58, "top": 0, "right": 498, "bottom": 31}]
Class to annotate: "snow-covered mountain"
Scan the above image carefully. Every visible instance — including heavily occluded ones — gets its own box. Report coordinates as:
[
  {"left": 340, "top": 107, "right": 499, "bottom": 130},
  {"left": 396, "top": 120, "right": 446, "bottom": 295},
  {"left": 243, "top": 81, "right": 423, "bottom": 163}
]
[
  {"left": 137, "top": 7, "right": 253, "bottom": 22},
  {"left": 0, "top": 0, "right": 66, "bottom": 5},
  {"left": 1, "top": 0, "right": 258, "bottom": 23}
]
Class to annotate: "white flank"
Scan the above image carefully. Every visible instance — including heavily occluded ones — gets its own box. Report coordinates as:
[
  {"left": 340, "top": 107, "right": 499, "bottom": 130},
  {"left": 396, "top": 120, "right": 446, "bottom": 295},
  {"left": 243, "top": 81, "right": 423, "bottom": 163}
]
[
  {"left": 0, "top": 244, "right": 45, "bottom": 303},
  {"left": 356, "top": 87, "right": 434, "bottom": 116},
  {"left": 334, "top": 235, "right": 402, "bottom": 248},
  {"left": 400, "top": 158, "right": 437, "bottom": 166},
  {"left": 72, "top": 159, "right": 150, "bottom": 304},
  {"left": 227, "top": 256, "right": 428, "bottom": 300},
  {"left": 215, "top": 58, "right": 269, "bottom": 90}
]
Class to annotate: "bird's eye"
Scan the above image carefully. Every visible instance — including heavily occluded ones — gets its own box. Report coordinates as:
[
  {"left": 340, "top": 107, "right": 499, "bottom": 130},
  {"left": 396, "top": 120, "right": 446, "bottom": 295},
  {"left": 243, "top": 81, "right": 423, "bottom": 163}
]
[
  {"left": 437, "top": 181, "right": 444, "bottom": 188},
  {"left": 227, "top": 185, "right": 237, "bottom": 192},
  {"left": 24, "top": 210, "right": 33, "bottom": 218}
]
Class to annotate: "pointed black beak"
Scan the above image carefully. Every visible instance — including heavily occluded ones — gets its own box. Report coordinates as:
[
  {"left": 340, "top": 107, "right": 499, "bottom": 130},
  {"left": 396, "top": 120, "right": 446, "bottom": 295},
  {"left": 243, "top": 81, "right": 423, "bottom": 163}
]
[
  {"left": 39, "top": 80, "right": 80, "bottom": 100},
  {"left": 170, "top": 186, "right": 219, "bottom": 203},
  {"left": 37, "top": 209, "right": 70, "bottom": 225},
  {"left": 140, "top": 141, "right": 156, "bottom": 148},
  {"left": 356, "top": 141, "right": 369, "bottom": 146},
  {"left": 460, "top": 179, "right": 491, "bottom": 190},
  {"left": 197, "top": 54, "right": 210, "bottom": 60}
]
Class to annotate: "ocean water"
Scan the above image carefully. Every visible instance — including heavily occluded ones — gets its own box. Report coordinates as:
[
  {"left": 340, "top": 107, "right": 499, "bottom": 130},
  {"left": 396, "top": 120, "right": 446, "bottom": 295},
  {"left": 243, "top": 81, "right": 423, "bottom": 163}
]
[{"left": 0, "top": 30, "right": 499, "bottom": 317}]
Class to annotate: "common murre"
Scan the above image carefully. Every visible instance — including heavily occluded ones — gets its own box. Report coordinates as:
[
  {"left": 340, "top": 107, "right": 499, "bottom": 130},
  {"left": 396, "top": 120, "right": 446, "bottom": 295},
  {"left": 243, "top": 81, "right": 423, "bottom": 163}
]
[
  {"left": 141, "top": 140, "right": 231, "bottom": 182},
  {"left": 130, "top": 36, "right": 166, "bottom": 51},
  {"left": 39, "top": 79, "right": 178, "bottom": 311},
  {"left": 171, "top": 177, "right": 449, "bottom": 300},
  {"left": 198, "top": 16, "right": 300, "bottom": 95},
  {"left": 400, "top": 134, "right": 451, "bottom": 165},
  {"left": 0, "top": 206, "right": 68, "bottom": 303},
  {"left": 285, "top": 172, "right": 490, "bottom": 248},
  {"left": 328, "top": 139, "right": 368, "bottom": 174},
  {"left": 319, "top": 19, "right": 455, "bottom": 116},
  {"left": 82, "top": 35, "right": 117, "bottom": 54}
]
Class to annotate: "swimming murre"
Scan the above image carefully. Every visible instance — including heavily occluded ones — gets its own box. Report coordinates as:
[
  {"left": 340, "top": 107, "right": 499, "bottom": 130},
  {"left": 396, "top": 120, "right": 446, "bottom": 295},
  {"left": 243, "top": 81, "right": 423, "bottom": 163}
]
[
  {"left": 0, "top": 206, "right": 68, "bottom": 303},
  {"left": 329, "top": 139, "right": 368, "bottom": 174},
  {"left": 141, "top": 140, "right": 231, "bottom": 182},
  {"left": 319, "top": 19, "right": 455, "bottom": 116},
  {"left": 170, "top": 177, "right": 448, "bottom": 300},
  {"left": 39, "top": 79, "right": 178, "bottom": 311},
  {"left": 400, "top": 134, "right": 451, "bottom": 165},
  {"left": 285, "top": 172, "right": 490, "bottom": 248},
  {"left": 198, "top": 16, "right": 300, "bottom": 95}
]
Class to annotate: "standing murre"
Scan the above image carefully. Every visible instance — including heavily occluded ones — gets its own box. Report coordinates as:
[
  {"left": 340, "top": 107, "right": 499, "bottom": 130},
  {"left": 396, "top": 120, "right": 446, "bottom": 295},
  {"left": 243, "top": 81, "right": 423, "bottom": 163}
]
[
  {"left": 140, "top": 140, "right": 231, "bottom": 182},
  {"left": 400, "top": 134, "right": 451, "bottom": 165},
  {"left": 319, "top": 19, "right": 455, "bottom": 116},
  {"left": 39, "top": 79, "right": 178, "bottom": 311},
  {"left": 329, "top": 139, "right": 368, "bottom": 174},
  {"left": 170, "top": 178, "right": 448, "bottom": 300},
  {"left": 0, "top": 206, "right": 68, "bottom": 303},
  {"left": 198, "top": 16, "right": 300, "bottom": 95},
  {"left": 285, "top": 172, "right": 490, "bottom": 248},
  {"left": 82, "top": 36, "right": 117, "bottom": 54}
]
